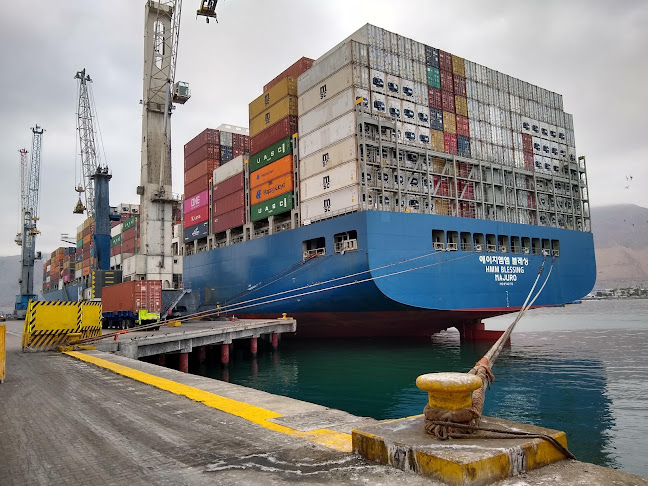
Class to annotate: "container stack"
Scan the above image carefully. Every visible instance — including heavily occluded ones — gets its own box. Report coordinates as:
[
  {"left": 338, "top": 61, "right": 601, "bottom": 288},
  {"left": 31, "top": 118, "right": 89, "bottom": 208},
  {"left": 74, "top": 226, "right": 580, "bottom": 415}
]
[
  {"left": 184, "top": 128, "right": 220, "bottom": 201},
  {"left": 294, "top": 24, "right": 581, "bottom": 231},
  {"left": 75, "top": 216, "right": 95, "bottom": 277},
  {"left": 246, "top": 58, "right": 312, "bottom": 229},
  {"left": 42, "top": 247, "right": 76, "bottom": 291},
  {"left": 109, "top": 204, "right": 141, "bottom": 269},
  {"left": 211, "top": 155, "right": 246, "bottom": 236}
]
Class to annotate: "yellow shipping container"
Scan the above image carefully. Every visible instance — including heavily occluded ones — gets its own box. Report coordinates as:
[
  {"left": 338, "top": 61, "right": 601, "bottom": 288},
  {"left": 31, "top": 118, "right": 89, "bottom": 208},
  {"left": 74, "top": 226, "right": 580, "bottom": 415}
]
[
  {"left": 452, "top": 55, "right": 465, "bottom": 77},
  {"left": 249, "top": 77, "right": 298, "bottom": 120},
  {"left": 431, "top": 129, "right": 445, "bottom": 152},
  {"left": 83, "top": 216, "right": 94, "bottom": 229},
  {"left": 249, "top": 95, "right": 298, "bottom": 137},
  {"left": 434, "top": 198, "right": 451, "bottom": 216},
  {"left": 443, "top": 112, "right": 456, "bottom": 134},
  {"left": 455, "top": 96, "right": 468, "bottom": 117},
  {"left": 75, "top": 262, "right": 83, "bottom": 271}
]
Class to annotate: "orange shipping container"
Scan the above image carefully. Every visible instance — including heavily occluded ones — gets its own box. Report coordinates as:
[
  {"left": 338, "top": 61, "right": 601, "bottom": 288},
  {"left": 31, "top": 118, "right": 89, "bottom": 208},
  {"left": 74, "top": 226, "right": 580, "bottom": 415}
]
[
  {"left": 82, "top": 266, "right": 90, "bottom": 277},
  {"left": 250, "top": 172, "right": 294, "bottom": 205},
  {"left": 185, "top": 159, "right": 219, "bottom": 184},
  {"left": 250, "top": 154, "right": 292, "bottom": 190},
  {"left": 83, "top": 234, "right": 91, "bottom": 245}
]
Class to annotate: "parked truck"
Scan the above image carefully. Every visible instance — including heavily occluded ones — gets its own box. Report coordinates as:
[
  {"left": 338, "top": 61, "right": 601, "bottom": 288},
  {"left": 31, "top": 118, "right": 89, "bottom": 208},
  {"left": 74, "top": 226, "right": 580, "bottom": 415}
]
[{"left": 101, "top": 280, "right": 162, "bottom": 329}]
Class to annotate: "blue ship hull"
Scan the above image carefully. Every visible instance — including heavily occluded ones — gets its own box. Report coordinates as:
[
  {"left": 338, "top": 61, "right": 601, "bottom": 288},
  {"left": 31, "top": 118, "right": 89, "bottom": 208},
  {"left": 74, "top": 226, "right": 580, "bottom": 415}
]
[{"left": 184, "top": 211, "right": 596, "bottom": 337}]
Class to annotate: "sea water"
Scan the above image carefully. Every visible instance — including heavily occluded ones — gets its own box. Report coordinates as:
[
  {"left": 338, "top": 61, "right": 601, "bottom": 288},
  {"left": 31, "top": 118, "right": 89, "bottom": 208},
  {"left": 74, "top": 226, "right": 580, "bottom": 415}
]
[{"left": 204, "top": 299, "right": 648, "bottom": 477}]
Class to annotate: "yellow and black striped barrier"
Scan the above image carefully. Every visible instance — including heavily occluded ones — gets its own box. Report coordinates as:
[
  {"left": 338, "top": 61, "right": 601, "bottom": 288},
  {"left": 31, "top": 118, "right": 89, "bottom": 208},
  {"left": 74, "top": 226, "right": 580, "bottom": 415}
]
[{"left": 22, "top": 301, "right": 103, "bottom": 351}]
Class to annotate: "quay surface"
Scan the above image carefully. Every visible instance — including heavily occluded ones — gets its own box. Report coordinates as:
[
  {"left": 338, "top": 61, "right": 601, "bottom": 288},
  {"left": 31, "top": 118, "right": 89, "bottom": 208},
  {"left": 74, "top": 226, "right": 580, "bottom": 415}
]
[{"left": 1, "top": 319, "right": 647, "bottom": 485}]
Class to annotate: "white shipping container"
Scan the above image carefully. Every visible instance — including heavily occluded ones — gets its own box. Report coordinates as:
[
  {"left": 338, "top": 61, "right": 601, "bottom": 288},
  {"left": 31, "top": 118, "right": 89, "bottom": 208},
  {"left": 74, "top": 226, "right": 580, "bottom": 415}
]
[
  {"left": 414, "top": 82, "right": 426, "bottom": 105},
  {"left": 542, "top": 156, "right": 552, "bottom": 173},
  {"left": 300, "top": 160, "right": 358, "bottom": 201},
  {"left": 369, "top": 46, "right": 388, "bottom": 71},
  {"left": 213, "top": 155, "right": 245, "bottom": 183},
  {"left": 370, "top": 69, "right": 386, "bottom": 94},
  {"left": 413, "top": 61, "right": 426, "bottom": 84},
  {"left": 412, "top": 41, "right": 425, "bottom": 63},
  {"left": 386, "top": 73, "right": 400, "bottom": 98},
  {"left": 551, "top": 141, "right": 560, "bottom": 159},
  {"left": 512, "top": 131, "right": 523, "bottom": 151},
  {"left": 371, "top": 92, "right": 386, "bottom": 114},
  {"left": 110, "top": 224, "right": 121, "bottom": 237},
  {"left": 299, "top": 40, "right": 367, "bottom": 96},
  {"left": 355, "top": 88, "right": 370, "bottom": 109},
  {"left": 541, "top": 139, "right": 551, "bottom": 157},
  {"left": 402, "top": 100, "right": 416, "bottom": 122},
  {"left": 415, "top": 103, "right": 429, "bottom": 127},
  {"left": 567, "top": 147, "right": 577, "bottom": 163},
  {"left": 75, "top": 269, "right": 82, "bottom": 280},
  {"left": 514, "top": 149, "right": 524, "bottom": 169},
  {"left": 559, "top": 143, "right": 568, "bottom": 160},
  {"left": 387, "top": 96, "right": 401, "bottom": 120},
  {"left": 532, "top": 136, "right": 542, "bottom": 154},
  {"left": 399, "top": 56, "right": 413, "bottom": 80},
  {"left": 300, "top": 185, "right": 360, "bottom": 222},
  {"left": 299, "top": 87, "right": 356, "bottom": 137},
  {"left": 401, "top": 78, "right": 415, "bottom": 101},
  {"left": 403, "top": 122, "right": 417, "bottom": 143},
  {"left": 300, "top": 136, "right": 357, "bottom": 180},
  {"left": 299, "top": 63, "right": 367, "bottom": 116},
  {"left": 416, "top": 126, "right": 431, "bottom": 146},
  {"left": 299, "top": 111, "right": 356, "bottom": 160}
]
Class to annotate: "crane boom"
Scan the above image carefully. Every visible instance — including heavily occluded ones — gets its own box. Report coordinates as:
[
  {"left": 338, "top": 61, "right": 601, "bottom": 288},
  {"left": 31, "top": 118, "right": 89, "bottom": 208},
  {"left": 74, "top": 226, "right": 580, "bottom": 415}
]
[
  {"left": 15, "top": 126, "right": 44, "bottom": 317},
  {"left": 74, "top": 68, "right": 101, "bottom": 216}
]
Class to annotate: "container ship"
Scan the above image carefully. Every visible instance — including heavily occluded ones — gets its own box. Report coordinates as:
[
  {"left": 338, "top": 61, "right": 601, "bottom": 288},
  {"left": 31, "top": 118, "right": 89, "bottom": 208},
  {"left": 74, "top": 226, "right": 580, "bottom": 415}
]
[{"left": 44, "top": 24, "right": 596, "bottom": 337}]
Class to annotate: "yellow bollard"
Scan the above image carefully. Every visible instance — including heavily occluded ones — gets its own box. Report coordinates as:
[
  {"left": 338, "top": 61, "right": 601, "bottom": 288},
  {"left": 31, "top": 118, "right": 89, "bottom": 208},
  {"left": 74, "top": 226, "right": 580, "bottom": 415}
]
[
  {"left": 416, "top": 372, "right": 482, "bottom": 411},
  {"left": 0, "top": 324, "right": 6, "bottom": 384}
]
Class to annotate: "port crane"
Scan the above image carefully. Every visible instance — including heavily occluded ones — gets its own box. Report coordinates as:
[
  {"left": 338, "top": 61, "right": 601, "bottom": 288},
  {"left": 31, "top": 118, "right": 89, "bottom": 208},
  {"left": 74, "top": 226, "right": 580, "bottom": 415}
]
[
  {"left": 72, "top": 68, "right": 117, "bottom": 273},
  {"left": 15, "top": 126, "right": 44, "bottom": 318}
]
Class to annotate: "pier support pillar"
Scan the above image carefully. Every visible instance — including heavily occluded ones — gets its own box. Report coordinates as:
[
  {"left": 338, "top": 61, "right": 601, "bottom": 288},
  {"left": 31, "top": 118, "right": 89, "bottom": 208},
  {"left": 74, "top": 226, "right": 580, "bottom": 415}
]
[
  {"left": 157, "top": 354, "right": 166, "bottom": 366},
  {"left": 250, "top": 337, "right": 258, "bottom": 356},
  {"left": 271, "top": 332, "right": 278, "bottom": 350},
  {"left": 221, "top": 343, "right": 230, "bottom": 365},
  {"left": 197, "top": 346, "right": 207, "bottom": 364},
  {"left": 179, "top": 353, "right": 189, "bottom": 373}
]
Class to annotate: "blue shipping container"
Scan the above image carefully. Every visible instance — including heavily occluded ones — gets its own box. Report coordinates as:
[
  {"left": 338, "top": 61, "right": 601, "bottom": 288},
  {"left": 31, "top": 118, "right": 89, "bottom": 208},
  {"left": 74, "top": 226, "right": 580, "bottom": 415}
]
[
  {"left": 184, "top": 222, "right": 209, "bottom": 243},
  {"left": 458, "top": 135, "right": 471, "bottom": 157}
]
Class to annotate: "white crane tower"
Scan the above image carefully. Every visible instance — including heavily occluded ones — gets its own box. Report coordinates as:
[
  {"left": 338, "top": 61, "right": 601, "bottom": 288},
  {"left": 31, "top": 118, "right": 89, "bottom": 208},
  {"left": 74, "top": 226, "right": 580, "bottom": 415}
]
[{"left": 15, "top": 126, "right": 44, "bottom": 317}]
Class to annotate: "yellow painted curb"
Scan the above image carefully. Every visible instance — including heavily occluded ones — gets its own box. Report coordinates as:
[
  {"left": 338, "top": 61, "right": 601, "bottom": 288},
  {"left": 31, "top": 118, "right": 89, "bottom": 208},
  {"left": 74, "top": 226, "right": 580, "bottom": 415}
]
[{"left": 65, "top": 351, "right": 352, "bottom": 452}]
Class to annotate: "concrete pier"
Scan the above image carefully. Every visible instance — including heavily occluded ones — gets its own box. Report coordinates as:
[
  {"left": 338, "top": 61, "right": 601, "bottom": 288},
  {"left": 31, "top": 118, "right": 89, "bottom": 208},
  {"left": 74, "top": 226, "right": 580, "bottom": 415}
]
[
  {"left": 92, "top": 318, "right": 296, "bottom": 360},
  {"left": 1, "top": 319, "right": 646, "bottom": 486}
]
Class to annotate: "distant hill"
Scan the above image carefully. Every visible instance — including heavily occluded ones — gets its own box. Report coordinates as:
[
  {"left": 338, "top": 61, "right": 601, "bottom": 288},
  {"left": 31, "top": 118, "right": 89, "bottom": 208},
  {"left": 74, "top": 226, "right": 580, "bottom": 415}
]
[
  {"left": 0, "top": 255, "right": 43, "bottom": 313},
  {"left": 590, "top": 204, "right": 648, "bottom": 289},
  {"left": 0, "top": 205, "right": 646, "bottom": 310}
]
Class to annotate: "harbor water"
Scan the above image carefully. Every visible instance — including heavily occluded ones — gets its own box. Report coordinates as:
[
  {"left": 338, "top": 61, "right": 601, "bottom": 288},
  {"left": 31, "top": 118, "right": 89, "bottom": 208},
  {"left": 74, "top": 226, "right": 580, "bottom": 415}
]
[{"left": 203, "top": 299, "right": 648, "bottom": 477}]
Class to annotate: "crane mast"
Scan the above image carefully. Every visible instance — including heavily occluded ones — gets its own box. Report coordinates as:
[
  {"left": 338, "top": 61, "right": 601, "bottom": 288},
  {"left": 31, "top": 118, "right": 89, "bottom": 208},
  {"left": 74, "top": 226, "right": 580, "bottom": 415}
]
[
  {"left": 15, "top": 126, "right": 44, "bottom": 317},
  {"left": 74, "top": 68, "right": 101, "bottom": 216},
  {"left": 129, "top": 0, "right": 189, "bottom": 287}
]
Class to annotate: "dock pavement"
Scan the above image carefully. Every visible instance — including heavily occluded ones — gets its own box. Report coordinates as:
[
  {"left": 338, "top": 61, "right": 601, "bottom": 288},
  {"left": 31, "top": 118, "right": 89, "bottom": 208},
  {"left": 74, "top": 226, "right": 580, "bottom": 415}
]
[{"left": 1, "top": 319, "right": 646, "bottom": 485}]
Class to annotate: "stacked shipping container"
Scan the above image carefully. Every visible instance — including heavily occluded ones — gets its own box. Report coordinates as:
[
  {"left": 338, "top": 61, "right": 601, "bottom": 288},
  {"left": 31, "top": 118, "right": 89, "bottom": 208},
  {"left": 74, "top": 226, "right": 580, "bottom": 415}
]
[
  {"left": 42, "top": 247, "right": 76, "bottom": 291},
  {"left": 295, "top": 24, "right": 584, "bottom": 231},
  {"left": 211, "top": 156, "right": 246, "bottom": 236}
]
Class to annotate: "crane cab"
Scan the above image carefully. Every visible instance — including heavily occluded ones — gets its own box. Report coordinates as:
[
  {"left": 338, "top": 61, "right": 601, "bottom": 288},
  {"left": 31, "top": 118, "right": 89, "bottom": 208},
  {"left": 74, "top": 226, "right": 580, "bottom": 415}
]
[
  {"left": 172, "top": 81, "right": 191, "bottom": 104},
  {"left": 197, "top": 0, "right": 218, "bottom": 23}
]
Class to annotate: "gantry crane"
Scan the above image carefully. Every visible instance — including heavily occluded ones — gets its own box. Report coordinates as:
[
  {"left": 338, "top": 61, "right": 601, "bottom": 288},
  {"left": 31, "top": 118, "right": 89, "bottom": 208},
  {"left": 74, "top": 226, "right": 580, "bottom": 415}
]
[{"left": 15, "top": 126, "right": 44, "bottom": 317}]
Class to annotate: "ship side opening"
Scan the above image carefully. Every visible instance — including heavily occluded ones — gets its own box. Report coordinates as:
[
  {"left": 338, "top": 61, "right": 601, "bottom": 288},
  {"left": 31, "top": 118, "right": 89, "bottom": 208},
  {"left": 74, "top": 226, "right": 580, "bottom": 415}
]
[{"left": 303, "top": 237, "right": 326, "bottom": 260}]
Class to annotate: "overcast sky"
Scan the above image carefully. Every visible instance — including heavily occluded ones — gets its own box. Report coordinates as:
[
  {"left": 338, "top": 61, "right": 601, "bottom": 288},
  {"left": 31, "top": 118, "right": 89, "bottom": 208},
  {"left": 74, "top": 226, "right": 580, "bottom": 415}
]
[{"left": 1, "top": 0, "right": 646, "bottom": 257}]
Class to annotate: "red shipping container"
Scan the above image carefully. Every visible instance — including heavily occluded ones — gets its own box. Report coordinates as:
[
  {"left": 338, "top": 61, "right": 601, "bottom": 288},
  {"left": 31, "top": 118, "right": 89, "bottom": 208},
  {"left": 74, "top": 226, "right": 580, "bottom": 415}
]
[
  {"left": 102, "top": 280, "right": 162, "bottom": 314},
  {"left": 524, "top": 151, "right": 535, "bottom": 171},
  {"left": 456, "top": 115, "right": 470, "bottom": 137},
  {"left": 184, "top": 129, "right": 220, "bottom": 158},
  {"left": 444, "top": 132, "right": 458, "bottom": 155},
  {"left": 233, "top": 147, "right": 245, "bottom": 158},
  {"left": 184, "top": 189, "right": 209, "bottom": 214},
  {"left": 122, "top": 226, "right": 136, "bottom": 241},
  {"left": 213, "top": 172, "right": 244, "bottom": 200},
  {"left": 185, "top": 145, "right": 220, "bottom": 172},
  {"left": 185, "top": 158, "right": 219, "bottom": 184},
  {"left": 453, "top": 75, "right": 466, "bottom": 97},
  {"left": 438, "top": 50, "right": 452, "bottom": 72},
  {"left": 184, "top": 205, "right": 209, "bottom": 226},
  {"left": 122, "top": 238, "right": 136, "bottom": 255},
  {"left": 250, "top": 115, "right": 298, "bottom": 154},
  {"left": 440, "top": 70, "right": 454, "bottom": 93},
  {"left": 213, "top": 207, "right": 246, "bottom": 234},
  {"left": 263, "top": 57, "right": 314, "bottom": 93},
  {"left": 522, "top": 133, "right": 533, "bottom": 154},
  {"left": 184, "top": 173, "right": 211, "bottom": 199},
  {"left": 441, "top": 90, "right": 455, "bottom": 113},
  {"left": 213, "top": 190, "right": 245, "bottom": 217},
  {"left": 428, "top": 87, "right": 442, "bottom": 110}
]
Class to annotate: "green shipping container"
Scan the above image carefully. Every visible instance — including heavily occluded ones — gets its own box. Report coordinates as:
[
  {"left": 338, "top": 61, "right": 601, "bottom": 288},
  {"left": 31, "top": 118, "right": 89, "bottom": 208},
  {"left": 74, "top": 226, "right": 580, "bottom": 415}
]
[
  {"left": 251, "top": 192, "right": 293, "bottom": 222},
  {"left": 427, "top": 66, "right": 441, "bottom": 89},
  {"left": 110, "top": 233, "right": 122, "bottom": 247},
  {"left": 123, "top": 216, "right": 137, "bottom": 231},
  {"left": 249, "top": 137, "right": 292, "bottom": 172},
  {"left": 76, "top": 239, "right": 83, "bottom": 249}
]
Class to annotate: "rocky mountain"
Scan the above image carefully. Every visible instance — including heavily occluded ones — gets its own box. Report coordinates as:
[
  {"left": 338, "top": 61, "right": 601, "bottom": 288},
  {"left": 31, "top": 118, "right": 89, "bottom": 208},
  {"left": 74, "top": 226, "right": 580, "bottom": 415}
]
[{"left": 0, "top": 205, "right": 645, "bottom": 311}]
